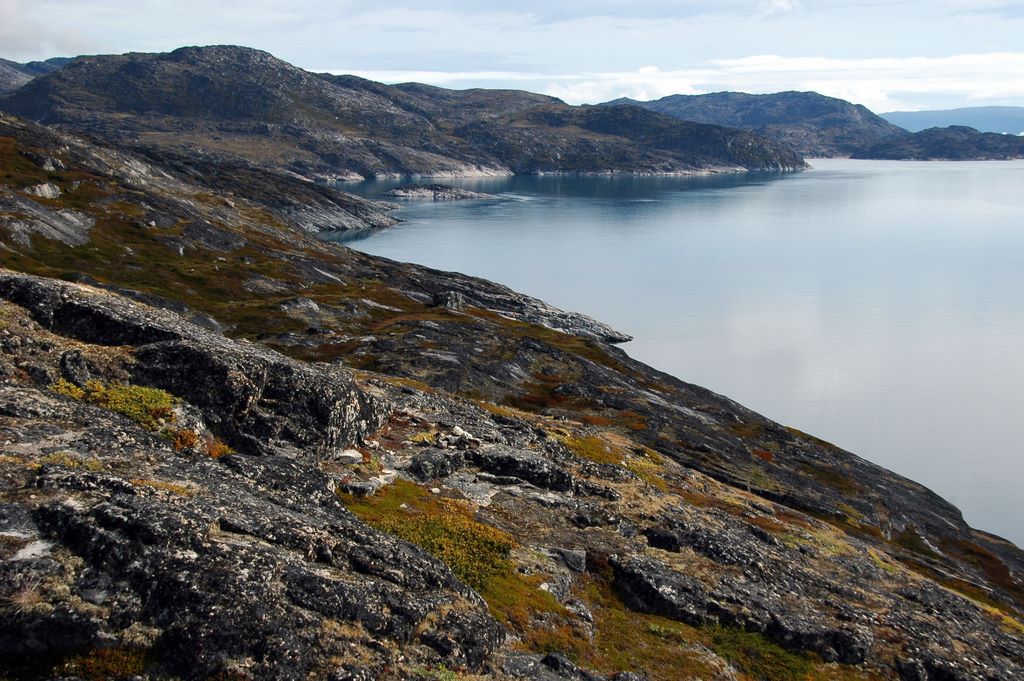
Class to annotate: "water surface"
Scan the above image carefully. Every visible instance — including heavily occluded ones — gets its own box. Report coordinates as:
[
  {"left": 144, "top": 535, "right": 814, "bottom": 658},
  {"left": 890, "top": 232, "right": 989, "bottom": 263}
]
[{"left": 329, "top": 161, "right": 1024, "bottom": 545}]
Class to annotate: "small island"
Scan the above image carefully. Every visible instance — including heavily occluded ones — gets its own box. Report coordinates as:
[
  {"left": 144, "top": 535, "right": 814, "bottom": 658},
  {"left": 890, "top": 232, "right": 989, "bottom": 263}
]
[{"left": 382, "top": 184, "right": 498, "bottom": 200}]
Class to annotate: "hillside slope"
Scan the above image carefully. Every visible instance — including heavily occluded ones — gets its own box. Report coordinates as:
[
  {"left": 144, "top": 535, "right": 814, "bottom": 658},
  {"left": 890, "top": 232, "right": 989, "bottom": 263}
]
[
  {"left": 0, "top": 46, "right": 805, "bottom": 180},
  {"left": 608, "top": 91, "right": 906, "bottom": 157},
  {"left": 1, "top": 112, "right": 1022, "bottom": 680}
]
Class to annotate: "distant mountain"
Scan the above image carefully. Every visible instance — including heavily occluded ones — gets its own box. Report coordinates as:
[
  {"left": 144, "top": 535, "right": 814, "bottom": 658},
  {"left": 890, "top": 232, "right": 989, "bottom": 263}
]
[
  {"left": 605, "top": 91, "right": 906, "bottom": 157},
  {"left": 0, "top": 57, "right": 71, "bottom": 93},
  {"left": 854, "top": 125, "right": 1024, "bottom": 160},
  {"left": 0, "top": 46, "right": 805, "bottom": 179},
  {"left": 882, "top": 107, "right": 1024, "bottom": 135}
]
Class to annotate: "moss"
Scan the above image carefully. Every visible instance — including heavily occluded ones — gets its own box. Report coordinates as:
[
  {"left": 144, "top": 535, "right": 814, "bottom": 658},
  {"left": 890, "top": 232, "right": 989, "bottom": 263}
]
[
  {"left": 798, "top": 462, "right": 862, "bottom": 494},
  {"left": 705, "top": 625, "right": 815, "bottom": 681},
  {"left": 339, "top": 481, "right": 513, "bottom": 592},
  {"left": 58, "top": 647, "right": 148, "bottom": 681},
  {"left": 571, "top": 575, "right": 717, "bottom": 680},
  {"left": 339, "top": 480, "right": 567, "bottom": 641},
  {"left": 131, "top": 479, "right": 195, "bottom": 497},
  {"left": 50, "top": 378, "right": 85, "bottom": 400},
  {"left": 892, "top": 527, "right": 938, "bottom": 558},
  {"left": 558, "top": 434, "right": 626, "bottom": 466},
  {"left": 52, "top": 379, "right": 178, "bottom": 431},
  {"left": 623, "top": 455, "right": 667, "bottom": 491},
  {"left": 37, "top": 451, "right": 104, "bottom": 472}
]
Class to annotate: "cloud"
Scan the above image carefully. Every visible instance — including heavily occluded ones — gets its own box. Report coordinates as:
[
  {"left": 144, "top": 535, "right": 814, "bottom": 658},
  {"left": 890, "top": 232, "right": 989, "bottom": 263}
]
[
  {"left": 340, "top": 51, "right": 1024, "bottom": 112},
  {"left": 758, "top": 0, "right": 802, "bottom": 16},
  {"left": 0, "top": 0, "right": 94, "bottom": 59}
]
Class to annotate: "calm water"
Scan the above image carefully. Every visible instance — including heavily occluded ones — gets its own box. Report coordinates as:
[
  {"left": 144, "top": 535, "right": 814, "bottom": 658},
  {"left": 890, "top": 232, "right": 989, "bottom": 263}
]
[{"left": 329, "top": 160, "right": 1024, "bottom": 545}]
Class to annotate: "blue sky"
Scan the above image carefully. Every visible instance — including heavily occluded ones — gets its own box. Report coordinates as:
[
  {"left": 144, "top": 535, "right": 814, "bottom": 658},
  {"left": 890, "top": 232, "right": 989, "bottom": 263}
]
[{"left": 3, "top": 0, "right": 1024, "bottom": 111}]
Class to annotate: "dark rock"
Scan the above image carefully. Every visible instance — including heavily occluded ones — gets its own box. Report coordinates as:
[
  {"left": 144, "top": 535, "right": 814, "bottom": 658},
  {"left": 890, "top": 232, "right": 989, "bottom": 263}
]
[
  {"left": 409, "top": 449, "right": 465, "bottom": 482},
  {"left": 468, "top": 446, "right": 576, "bottom": 492},
  {"left": 58, "top": 349, "right": 91, "bottom": 386},
  {"left": 553, "top": 547, "right": 587, "bottom": 573}
]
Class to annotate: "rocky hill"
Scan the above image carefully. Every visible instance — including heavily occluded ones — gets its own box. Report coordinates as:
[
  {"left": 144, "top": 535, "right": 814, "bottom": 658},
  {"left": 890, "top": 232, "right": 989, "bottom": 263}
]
[
  {"left": 606, "top": 91, "right": 906, "bottom": 158},
  {"left": 0, "top": 46, "right": 805, "bottom": 180},
  {"left": 855, "top": 125, "right": 1024, "bottom": 160},
  {"left": 0, "top": 58, "right": 70, "bottom": 95},
  {"left": 1, "top": 108, "right": 1023, "bottom": 679},
  {"left": 882, "top": 106, "right": 1024, "bottom": 135}
]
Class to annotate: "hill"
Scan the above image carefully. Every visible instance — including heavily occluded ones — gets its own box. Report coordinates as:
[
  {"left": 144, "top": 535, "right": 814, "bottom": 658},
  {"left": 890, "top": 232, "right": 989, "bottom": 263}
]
[
  {"left": 606, "top": 90, "right": 906, "bottom": 157},
  {"left": 882, "top": 106, "right": 1024, "bottom": 134},
  {"left": 0, "top": 46, "right": 805, "bottom": 180},
  {"left": 0, "top": 57, "right": 70, "bottom": 94},
  {"left": 1, "top": 108, "right": 1023, "bottom": 680},
  {"left": 855, "top": 125, "right": 1024, "bottom": 160}
]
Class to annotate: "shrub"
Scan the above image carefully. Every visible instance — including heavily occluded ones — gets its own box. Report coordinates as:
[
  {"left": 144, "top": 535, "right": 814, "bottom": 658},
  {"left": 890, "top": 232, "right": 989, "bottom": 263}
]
[{"left": 172, "top": 429, "right": 200, "bottom": 451}]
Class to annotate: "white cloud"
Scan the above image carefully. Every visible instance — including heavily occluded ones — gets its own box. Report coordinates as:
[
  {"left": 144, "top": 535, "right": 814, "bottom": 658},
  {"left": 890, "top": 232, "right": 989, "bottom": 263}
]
[
  {"left": 758, "top": 0, "right": 802, "bottom": 16},
  {"left": 341, "top": 51, "right": 1024, "bottom": 112}
]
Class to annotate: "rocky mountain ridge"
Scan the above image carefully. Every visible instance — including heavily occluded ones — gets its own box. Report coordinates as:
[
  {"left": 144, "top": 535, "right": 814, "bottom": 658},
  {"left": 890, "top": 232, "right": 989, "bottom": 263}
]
[
  {"left": 854, "top": 125, "right": 1024, "bottom": 160},
  {"left": 0, "top": 46, "right": 805, "bottom": 181},
  {"left": 604, "top": 91, "right": 906, "bottom": 158},
  {"left": 1, "top": 106, "right": 1022, "bottom": 679},
  {"left": 0, "top": 58, "right": 70, "bottom": 95}
]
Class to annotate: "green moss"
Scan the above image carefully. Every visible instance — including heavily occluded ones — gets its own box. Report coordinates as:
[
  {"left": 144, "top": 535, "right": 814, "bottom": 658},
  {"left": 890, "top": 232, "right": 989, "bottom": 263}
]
[
  {"left": 340, "top": 480, "right": 567, "bottom": 641},
  {"left": 572, "top": 575, "right": 717, "bottom": 680},
  {"left": 340, "top": 481, "right": 512, "bottom": 591},
  {"left": 37, "top": 451, "right": 104, "bottom": 472},
  {"left": 51, "top": 379, "right": 178, "bottom": 431},
  {"left": 705, "top": 625, "right": 815, "bottom": 681},
  {"left": 559, "top": 435, "right": 626, "bottom": 466},
  {"left": 85, "top": 380, "right": 176, "bottom": 431}
]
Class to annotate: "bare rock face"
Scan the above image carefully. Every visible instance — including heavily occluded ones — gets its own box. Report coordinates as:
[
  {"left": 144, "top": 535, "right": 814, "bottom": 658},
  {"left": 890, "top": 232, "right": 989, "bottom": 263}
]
[
  {"left": 0, "top": 271, "right": 388, "bottom": 458},
  {"left": 0, "top": 188, "right": 93, "bottom": 246}
]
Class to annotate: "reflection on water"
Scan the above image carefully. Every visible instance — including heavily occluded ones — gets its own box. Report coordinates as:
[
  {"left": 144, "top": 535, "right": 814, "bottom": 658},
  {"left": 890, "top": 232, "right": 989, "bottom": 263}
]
[{"left": 327, "top": 160, "right": 1024, "bottom": 545}]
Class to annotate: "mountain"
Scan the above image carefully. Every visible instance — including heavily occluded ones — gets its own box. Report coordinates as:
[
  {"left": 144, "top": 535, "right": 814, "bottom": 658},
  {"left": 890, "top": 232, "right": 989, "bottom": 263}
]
[
  {"left": 855, "top": 125, "right": 1024, "bottom": 160},
  {"left": 883, "top": 106, "right": 1024, "bottom": 135},
  {"left": 0, "top": 45, "right": 805, "bottom": 180},
  {"left": 0, "top": 57, "right": 70, "bottom": 94},
  {"left": 2, "top": 108, "right": 1024, "bottom": 678},
  {"left": 605, "top": 91, "right": 907, "bottom": 157}
]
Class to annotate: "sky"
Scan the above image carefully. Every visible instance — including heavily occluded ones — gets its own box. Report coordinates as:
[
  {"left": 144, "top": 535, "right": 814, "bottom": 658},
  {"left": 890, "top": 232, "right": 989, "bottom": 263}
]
[{"left": 3, "top": 0, "right": 1024, "bottom": 112}]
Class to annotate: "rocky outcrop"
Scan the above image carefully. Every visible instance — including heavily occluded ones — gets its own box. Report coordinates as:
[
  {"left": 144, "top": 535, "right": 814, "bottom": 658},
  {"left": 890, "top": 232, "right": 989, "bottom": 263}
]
[
  {"left": 0, "top": 271, "right": 388, "bottom": 457},
  {"left": 383, "top": 184, "right": 497, "bottom": 200}
]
